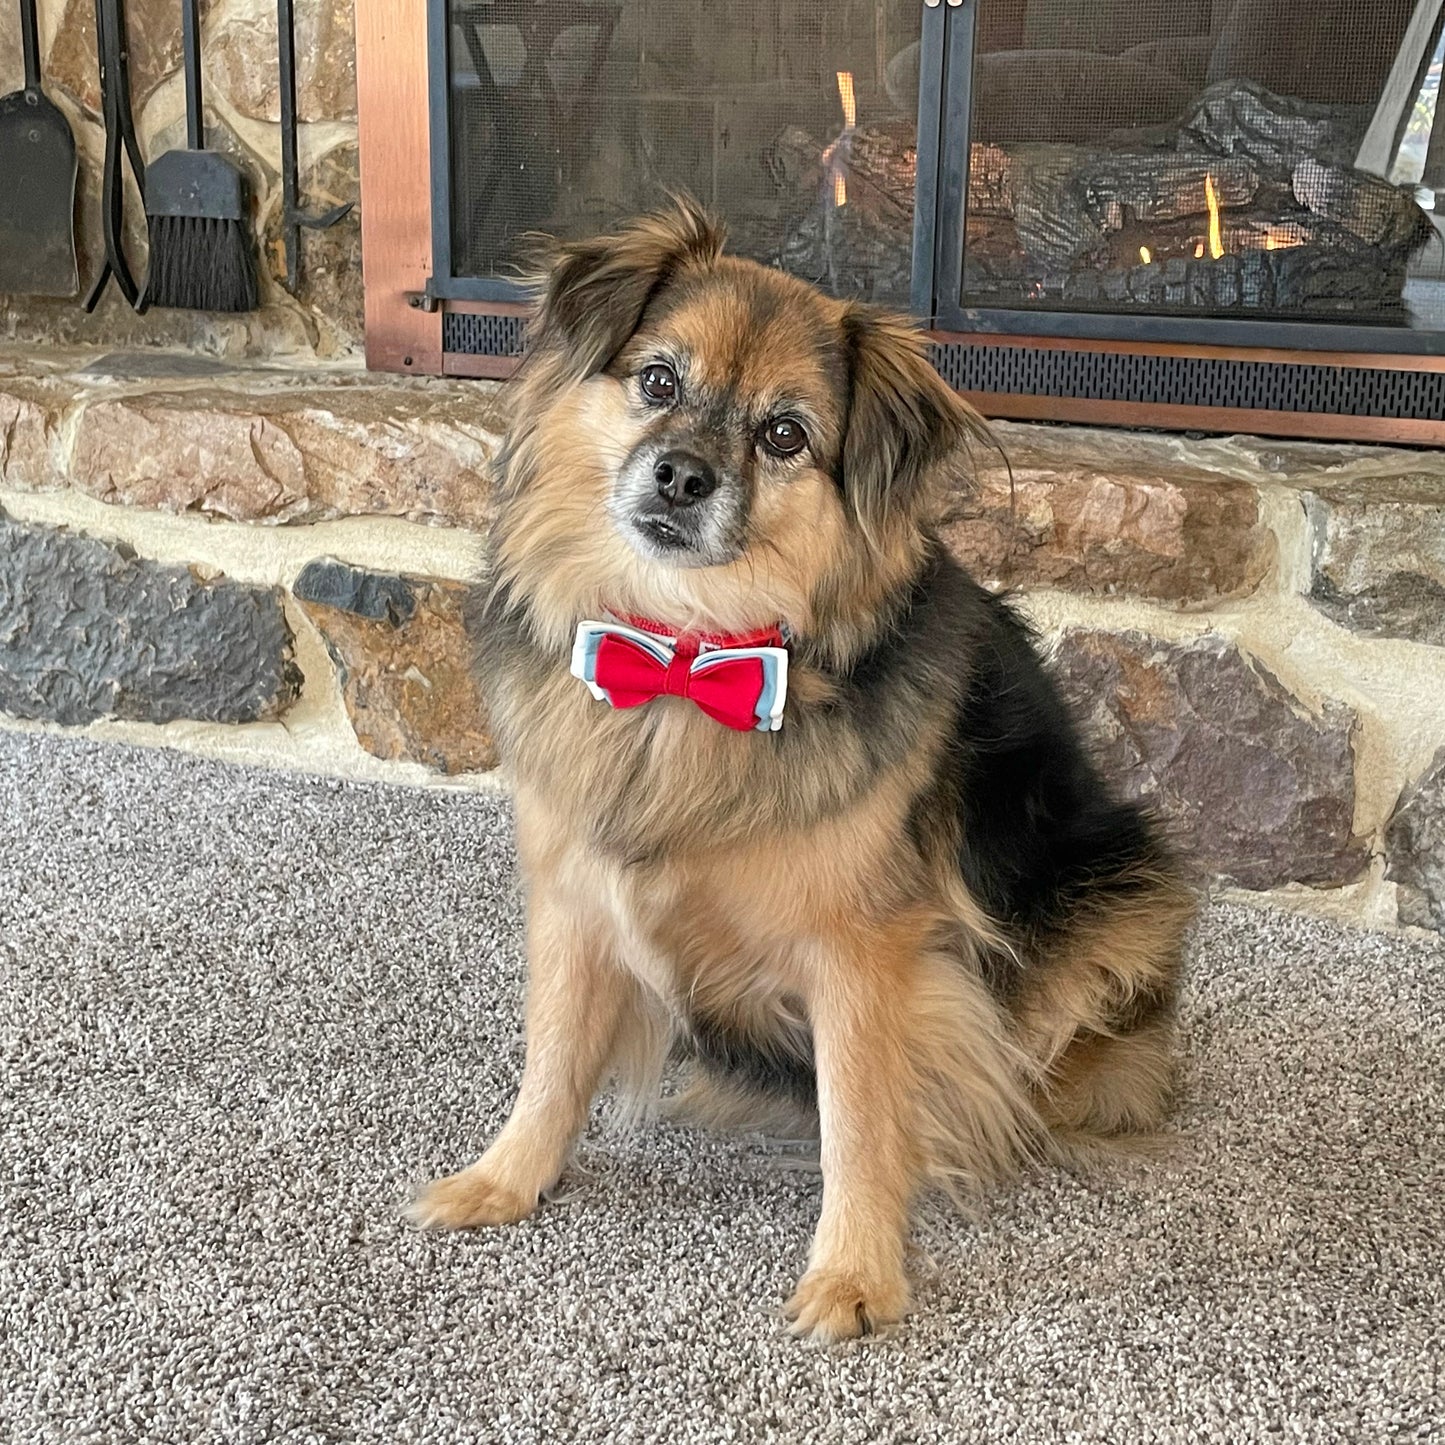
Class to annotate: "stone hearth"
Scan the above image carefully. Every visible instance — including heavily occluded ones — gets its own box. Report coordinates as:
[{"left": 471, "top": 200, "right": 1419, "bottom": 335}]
[{"left": 4, "top": 347, "right": 1445, "bottom": 936}]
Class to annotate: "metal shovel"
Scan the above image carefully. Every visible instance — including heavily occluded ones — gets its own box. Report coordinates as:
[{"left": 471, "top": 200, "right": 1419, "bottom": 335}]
[{"left": 0, "top": 0, "right": 79, "bottom": 296}]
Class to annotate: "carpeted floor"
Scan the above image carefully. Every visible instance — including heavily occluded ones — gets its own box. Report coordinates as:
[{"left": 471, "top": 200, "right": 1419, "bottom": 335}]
[{"left": 1, "top": 731, "right": 1441, "bottom": 1445}]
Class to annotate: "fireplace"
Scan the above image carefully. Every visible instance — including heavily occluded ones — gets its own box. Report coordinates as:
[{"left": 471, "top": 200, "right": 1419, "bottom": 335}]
[{"left": 355, "top": 0, "right": 1445, "bottom": 442}]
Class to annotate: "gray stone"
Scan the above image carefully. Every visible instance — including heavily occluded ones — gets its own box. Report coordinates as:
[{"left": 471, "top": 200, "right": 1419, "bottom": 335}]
[
  {"left": 294, "top": 559, "right": 416, "bottom": 625},
  {"left": 1055, "top": 629, "right": 1366, "bottom": 891},
  {"left": 1306, "top": 486, "right": 1445, "bottom": 648},
  {"left": 0, "top": 514, "right": 299, "bottom": 726},
  {"left": 1385, "top": 748, "right": 1445, "bottom": 933}
]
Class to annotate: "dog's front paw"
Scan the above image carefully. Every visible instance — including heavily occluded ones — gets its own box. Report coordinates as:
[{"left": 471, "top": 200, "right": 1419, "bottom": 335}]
[
  {"left": 405, "top": 1167, "right": 538, "bottom": 1230},
  {"left": 783, "top": 1266, "right": 909, "bottom": 1342}
]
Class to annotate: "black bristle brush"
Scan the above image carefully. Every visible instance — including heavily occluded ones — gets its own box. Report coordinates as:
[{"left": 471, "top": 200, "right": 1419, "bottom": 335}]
[{"left": 142, "top": 0, "right": 258, "bottom": 311}]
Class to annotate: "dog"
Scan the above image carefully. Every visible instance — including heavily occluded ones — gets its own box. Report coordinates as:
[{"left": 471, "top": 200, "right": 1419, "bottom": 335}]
[{"left": 408, "top": 200, "right": 1195, "bottom": 1341}]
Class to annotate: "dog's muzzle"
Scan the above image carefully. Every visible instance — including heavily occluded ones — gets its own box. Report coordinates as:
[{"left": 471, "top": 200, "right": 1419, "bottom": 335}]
[{"left": 610, "top": 443, "right": 747, "bottom": 566}]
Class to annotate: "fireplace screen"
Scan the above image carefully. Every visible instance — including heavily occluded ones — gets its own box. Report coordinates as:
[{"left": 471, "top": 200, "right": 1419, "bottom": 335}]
[
  {"left": 956, "top": 0, "right": 1445, "bottom": 328},
  {"left": 444, "top": 0, "right": 925, "bottom": 305},
  {"left": 398, "top": 0, "right": 1445, "bottom": 437}
]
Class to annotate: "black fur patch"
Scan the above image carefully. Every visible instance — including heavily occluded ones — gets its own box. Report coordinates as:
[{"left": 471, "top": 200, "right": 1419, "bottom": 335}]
[
  {"left": 686, "top": 1010, "right": 817, "bottom": 1106},
  {"left": 837, "top": 545, "right": 1174, "bottom": 986}
]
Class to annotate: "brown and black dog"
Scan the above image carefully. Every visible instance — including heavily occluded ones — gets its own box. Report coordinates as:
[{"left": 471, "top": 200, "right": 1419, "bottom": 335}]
[{"left": 408, "top": 200, "right": 1194, "bottom": 1341}]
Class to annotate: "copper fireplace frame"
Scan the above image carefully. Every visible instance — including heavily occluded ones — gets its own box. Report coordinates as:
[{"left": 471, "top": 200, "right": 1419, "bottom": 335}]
[{"left": 356, "top": 0, "right": 1445, "bottom": 446}]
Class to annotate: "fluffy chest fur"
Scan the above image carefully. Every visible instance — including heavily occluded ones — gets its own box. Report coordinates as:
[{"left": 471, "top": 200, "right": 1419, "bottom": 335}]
[
  {"left": 474, "top": 583, "right": 955, "bottom": 864},
  {"left": 509, "top": 747, "right": 946, "bottom": 1075}
]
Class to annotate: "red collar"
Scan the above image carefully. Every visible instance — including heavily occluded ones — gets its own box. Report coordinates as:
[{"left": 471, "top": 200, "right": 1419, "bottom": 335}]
[{"left": 613, "top": 612, "right": 787, "bottom": 651}]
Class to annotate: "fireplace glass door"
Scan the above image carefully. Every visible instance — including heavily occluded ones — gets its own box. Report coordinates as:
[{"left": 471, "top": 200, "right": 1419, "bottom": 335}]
[
  {"left": 439, "top": 0, "right": 928, "bottom": 307},
  {"left": 949, "top": 0, "right": 1445, "bottom": 333}
]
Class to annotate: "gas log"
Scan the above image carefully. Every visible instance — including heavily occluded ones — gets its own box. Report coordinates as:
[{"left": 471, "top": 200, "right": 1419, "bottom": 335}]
[{"left": 764, "top": 78, "right": 1430, "bottom": 316}]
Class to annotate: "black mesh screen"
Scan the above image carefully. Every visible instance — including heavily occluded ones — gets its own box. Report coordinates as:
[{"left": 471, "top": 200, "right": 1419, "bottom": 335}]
[
  {"left": 445, "top": 0, "right": 923, "bottom": 304},
  {"left": 961, "top": 0, "right": 1445, "bottom": 330},
  {"left": 930, "top": 342, "right": 1445, "bottom": 418}
]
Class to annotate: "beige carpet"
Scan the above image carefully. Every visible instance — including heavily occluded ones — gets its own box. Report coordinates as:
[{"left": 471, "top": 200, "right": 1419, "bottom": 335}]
[{"left": 1, "top": 731, "right": 1441, "bottom": 1444}]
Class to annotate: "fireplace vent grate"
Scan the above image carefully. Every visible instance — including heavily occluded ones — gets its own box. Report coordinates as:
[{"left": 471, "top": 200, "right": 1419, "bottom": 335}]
[
  {"left": 440, "top": 314, "right": 1445, "bottom": 422},
  {"left": 443, "top": 312, "right": 526, "bottom": 358},
  {"left": 929, "top": 344, "right": 1445, "bottom": 420}
]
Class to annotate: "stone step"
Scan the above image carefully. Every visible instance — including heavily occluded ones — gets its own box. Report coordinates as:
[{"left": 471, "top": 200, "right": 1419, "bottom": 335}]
[{"left": 3, "top": 348, "right": 1445, "bottom": 932}]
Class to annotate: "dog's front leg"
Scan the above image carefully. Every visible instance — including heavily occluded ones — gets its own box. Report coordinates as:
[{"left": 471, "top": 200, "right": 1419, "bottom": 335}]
[
  {"left": 407, "top": 884, "right": 629, "bottom": 1230},
  {"left": 784, "top": 940, "right": 918, "bottom": 1341}
]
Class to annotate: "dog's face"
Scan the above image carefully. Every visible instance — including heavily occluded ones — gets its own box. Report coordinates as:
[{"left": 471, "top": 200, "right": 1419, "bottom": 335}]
[
  {"left": 493, "top": 201, "right": 984, "bottom": 656},
  {"left": 605, "top": 274, "right": 846, "bottom": 571}
]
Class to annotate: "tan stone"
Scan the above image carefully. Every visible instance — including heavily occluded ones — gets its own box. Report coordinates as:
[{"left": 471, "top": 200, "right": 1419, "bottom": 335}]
[
  {"left": 207, "top": 0, "right": 356, "bottom": 123},
  {"left": 946, "top": 435, "right": 1276, "bottom": 606},
  {"left": 66, "top": 380, "right": 507, "bottom": 526},
  {"left": 0, "top": 9, "right": 20, "bottom": 93},
  {"left": 294, "top": 564, "right": 496, "bottom": 774},
  {"left": 0, "top": 376, "right": 72, "bottom": 492},
  {"left": 145, "top": 104, "right": 271, "bottom": 183},
  {"left": 46, "top": 0, "right": 210, "bottom": 115}
]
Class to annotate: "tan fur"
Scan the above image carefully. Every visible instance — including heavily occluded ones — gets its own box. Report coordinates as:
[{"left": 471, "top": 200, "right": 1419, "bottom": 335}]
[
  {"left": 409, "top": 204, "right": 1194, "bottom": 1343},
  {"left": 1016, "top": 874, "right": 1195, "bottom": 1132}
]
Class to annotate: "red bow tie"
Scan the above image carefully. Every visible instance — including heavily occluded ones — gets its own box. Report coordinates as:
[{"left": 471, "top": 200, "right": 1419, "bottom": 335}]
[{"left": 571, "top": 617, "right": 789, "bottom": 732}]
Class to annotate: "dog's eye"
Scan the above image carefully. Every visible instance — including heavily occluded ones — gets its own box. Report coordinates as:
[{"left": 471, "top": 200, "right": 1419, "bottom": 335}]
[
  {"left": 639, "top": 363, "right": 678, "bottom": 404},
  {"left": 762, "top": 416, "right": 808, "bottom": 458}
]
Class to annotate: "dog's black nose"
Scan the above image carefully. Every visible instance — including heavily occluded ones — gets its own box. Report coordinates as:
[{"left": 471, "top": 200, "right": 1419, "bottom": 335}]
[{"left": 653, "top": 451, "right": 717, "bottom": 506}]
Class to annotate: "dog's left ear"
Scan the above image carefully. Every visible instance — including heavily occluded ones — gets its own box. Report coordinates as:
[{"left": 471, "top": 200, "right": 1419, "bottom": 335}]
[
  {"left": 840, "top": 306, "right": 984, "bottom": 545},
  {"left": 527, "top": 199, "right": 726, "bottom": 380}
]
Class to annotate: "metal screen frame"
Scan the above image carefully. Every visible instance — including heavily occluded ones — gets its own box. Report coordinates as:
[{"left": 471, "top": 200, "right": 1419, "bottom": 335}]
[{"left": 425, "top": 0, "right": 945, "bottom": 312}]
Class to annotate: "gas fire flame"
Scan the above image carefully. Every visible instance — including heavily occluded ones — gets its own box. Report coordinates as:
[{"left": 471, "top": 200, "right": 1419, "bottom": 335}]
[
  {"left": 1204, "top": 173, "right": 1224, "bottom": 260},
  {"left": 1261, "top": 226, "right": 1302, "bottom": 250},
  {"left": 825, "top": 71, "right": 857, "bottom": 209}
]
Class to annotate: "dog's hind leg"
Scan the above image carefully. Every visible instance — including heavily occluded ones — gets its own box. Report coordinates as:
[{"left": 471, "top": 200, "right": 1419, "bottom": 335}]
[
  {"left": 406, "top": 881, "right": 637, "bottom": 1229},
  {"left": 1040, "top": 1016, "right": 1176, "bottom": 1135},
  {"left": 1019, "top": 876, "right": 1194, "bottom": 1138}
]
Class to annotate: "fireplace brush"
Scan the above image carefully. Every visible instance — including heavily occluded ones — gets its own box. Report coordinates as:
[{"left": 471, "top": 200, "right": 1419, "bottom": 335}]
[{"left": 142, "top": 0, "right": 258, "bottom": 310}]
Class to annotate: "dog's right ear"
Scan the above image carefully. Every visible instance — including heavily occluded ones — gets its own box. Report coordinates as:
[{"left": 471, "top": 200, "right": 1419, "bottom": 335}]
[{"left": 527, "top": 200, "right": 725, "bottom": 379}]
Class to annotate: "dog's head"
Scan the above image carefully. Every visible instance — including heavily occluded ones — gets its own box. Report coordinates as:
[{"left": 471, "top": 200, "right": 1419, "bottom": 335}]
[{"left": 494, "top": 200, "right": 986, "bottom": 656}]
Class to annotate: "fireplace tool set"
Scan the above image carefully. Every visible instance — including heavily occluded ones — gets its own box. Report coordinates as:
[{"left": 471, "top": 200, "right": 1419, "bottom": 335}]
[{"left": 0, "top": 0, "right": 351, "bottom": 310}]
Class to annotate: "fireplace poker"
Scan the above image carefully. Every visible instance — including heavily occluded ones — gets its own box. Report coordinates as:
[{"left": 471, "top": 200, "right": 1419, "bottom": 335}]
[{"left": 277, "top": 0, "right": 352, "bottom": 293}]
